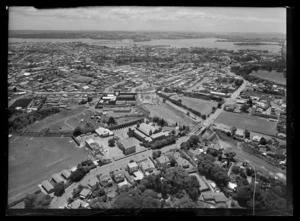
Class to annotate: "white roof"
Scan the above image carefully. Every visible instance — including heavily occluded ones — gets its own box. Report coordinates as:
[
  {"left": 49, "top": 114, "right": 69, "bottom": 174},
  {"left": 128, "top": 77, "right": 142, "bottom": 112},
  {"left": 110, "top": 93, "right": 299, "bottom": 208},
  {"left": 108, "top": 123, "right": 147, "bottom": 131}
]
[
  {"left": 228, "top": 182, "right": 237, "bottom": 190},
  {"left": 133, "top": 171, "right": 144, "bottom": 180},
  {"left": 128, "top": 162, "right": 138, "bottom": 168},
  {"left": 23, "top": 72, "right": 31, "bottom": 76}
]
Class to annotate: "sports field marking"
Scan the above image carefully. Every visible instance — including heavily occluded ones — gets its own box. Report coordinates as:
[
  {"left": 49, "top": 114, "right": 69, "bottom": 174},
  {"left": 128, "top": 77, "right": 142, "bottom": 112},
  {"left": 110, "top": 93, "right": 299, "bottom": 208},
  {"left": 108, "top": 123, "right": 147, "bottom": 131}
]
[
  {"left": 44, "top": 147, "right": 58, "bottom": 153},
  {"left": 46, "top": 158, "right": 65, "bottom": 167}
]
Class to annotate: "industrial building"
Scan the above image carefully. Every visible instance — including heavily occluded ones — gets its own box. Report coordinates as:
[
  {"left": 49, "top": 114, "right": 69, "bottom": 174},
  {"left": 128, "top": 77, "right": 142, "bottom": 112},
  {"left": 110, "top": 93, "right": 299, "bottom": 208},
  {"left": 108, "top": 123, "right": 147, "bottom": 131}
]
[{"left": 116, "top": 139, "right": 136, "bottom": 155}]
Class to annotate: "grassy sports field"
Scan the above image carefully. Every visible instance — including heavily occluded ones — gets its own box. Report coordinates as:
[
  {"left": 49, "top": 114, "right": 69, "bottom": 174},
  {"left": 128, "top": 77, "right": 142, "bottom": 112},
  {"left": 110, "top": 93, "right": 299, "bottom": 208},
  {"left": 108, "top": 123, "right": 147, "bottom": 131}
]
[
  {"left": 215, "top": 111, "right": 277, "bottom": 136},
  {"left": 170, "top": 95, "right": 218, "bottom": 115},
  {"left": 143, "top": 103, "right": 197, "bottom": 128},
  {"left": 250, "top": 70, "right": 286, "bottom": 85},
  {"left": 8, "top": 136, "right": 87, "bottom": 204}
]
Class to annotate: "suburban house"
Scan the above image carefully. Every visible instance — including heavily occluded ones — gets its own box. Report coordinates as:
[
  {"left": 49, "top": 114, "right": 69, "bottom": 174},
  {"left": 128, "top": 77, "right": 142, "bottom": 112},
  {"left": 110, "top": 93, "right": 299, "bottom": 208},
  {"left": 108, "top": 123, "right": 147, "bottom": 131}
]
[
  {"left": 79, "top": 188, "right": 91, "bottom": 199},
  {"left": 67, "top": 199, "right": 89, "bottom": 209},
  {"left": 124, "top": 171, "right": 135, "bottom": 184},
  {"left": 173, "top": 152, "right": 190, "bottom": 169},
  {"left": 189, "top": 173, "right": 210, "bottom": 192},
  {"left": 52, "top": 173, "right": 65, "bottom": 184},
  {"left": 87, "top": 177, "right": 99, "bottom": 189},
  {"left": 117, "top": 139, "right": 136, "bottom": 155},
  {"left": 139, "top": 159, "right": 155, "bottom": 174},
  {"left": 99, "top": 174, "right": 113, "bottom": 187},
  {"left": 127, "top": 162, "right": 139, "bottom": 174},
  {"left": 252, "top": 135, "right": 261, "bottom": 142},
  {"left": 156, "top": 155, "right": 171, "bottom": 167},
  {"left": 234, "top": 129, "right": 244, "bottom": 139},
  {"left": 61, "top": 169, "right": 71, "bottom": 180},
  {"left": 95, "top": 127, "right": 114, "bottom": 137},
  {"left": 133, "top": 170, "right": 144, "bottom": 181},
  {"left": 113, "top": 170, "right": 125, "bottom": 183},
  {"left": 41, "top": 180, "right": 54, "bottom": 194}
]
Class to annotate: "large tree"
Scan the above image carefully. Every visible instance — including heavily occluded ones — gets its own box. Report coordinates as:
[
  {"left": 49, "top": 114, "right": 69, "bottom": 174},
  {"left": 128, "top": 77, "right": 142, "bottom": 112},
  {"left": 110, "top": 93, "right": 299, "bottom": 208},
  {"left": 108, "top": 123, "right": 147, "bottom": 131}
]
[
  {"left": 244, "top": 130, "right": 250, "bottom": 139},
  {"left": 24, "top": 193, "right": 52, "bottom": 209},
  {"left": 53, "top": 181, "right": 65, "bottom": 197}
]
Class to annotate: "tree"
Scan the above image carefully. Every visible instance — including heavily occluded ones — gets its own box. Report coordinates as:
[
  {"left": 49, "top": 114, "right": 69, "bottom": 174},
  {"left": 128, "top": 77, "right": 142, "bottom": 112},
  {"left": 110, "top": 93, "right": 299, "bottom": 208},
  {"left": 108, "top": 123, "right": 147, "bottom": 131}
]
[
  {"left": 224, "top": 151, "right": 236, "bottom": 168},
  {"left": 189, "top": 135, "right": 200, "bottom": 145},
  {"left": 108, "top": 138, "right": 115, "bottom": 147},
  {"left": 244, "top": 130, "right": 250, "bottom": 139},
  {"left": 87, "top": 96, "right": 93, "bottom": 102},
  {"left": 137, "top": 122, "right": 140, "bottom": 128},
  {"left": 149, "top": 130, "right": 153, "bottom": 136},
  {"left": 69, "top": 168, "right": 86, "bottom": 182},
  {"left": 201, "top": 115, "right": 206, "bottom": 120},
  {"left": 108, "top": 116, "right": 116, "bottom": 126},
  {"left": 260, "top": 137, "right": 267, "bottom": 145},
  {"left": 212, "top": 106, "right": 217, "bottom": 113},
  {"left": 152, "top": 150, "right": 162, "bottom": 159},
  {"left": 24, "top": 193, "right": 52, "bottom": 209},
  {"left": 54, "top": 181, "right": 65, "bottom": 197},
  {"left": 230, "top": 126, "right": 237, "bottom": 136},
  {"left": 24, "top": 193, "right": 37, "bottom": 209},
  {"left": 180, "top": 142, "right": 189, "bottom": 151},
  {"left": 73, "top": 126, "right": 82, "bottom": 136},
  {"left": 235, "top": 186, "right": 252, "bottom": 208},
  {"left": 217, "top": 102, "right": 222, "bottom": 108},
  {"left": 241, "top": 104, "right": 249, "bottom": 112},
  {"left": 247, "top": 98, "right": 253, "bottom": 106},
  {"left": 173, "top": 194, "right": 197, "bottom": 208}
]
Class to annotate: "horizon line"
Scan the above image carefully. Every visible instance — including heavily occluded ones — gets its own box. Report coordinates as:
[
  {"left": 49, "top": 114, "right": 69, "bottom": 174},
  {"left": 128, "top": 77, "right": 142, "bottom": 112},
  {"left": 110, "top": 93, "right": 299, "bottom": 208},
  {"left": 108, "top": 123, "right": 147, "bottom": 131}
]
[{"left": 9, "top": 29, "right": 286, "bottom": 34}]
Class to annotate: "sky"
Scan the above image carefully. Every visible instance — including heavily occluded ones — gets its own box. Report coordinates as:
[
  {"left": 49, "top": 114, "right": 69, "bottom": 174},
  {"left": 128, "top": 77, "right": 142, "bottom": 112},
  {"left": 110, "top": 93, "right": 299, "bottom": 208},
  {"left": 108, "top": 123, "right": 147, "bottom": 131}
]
[{"left": 9, "top": 7, "right": 286, "bottom": 33}]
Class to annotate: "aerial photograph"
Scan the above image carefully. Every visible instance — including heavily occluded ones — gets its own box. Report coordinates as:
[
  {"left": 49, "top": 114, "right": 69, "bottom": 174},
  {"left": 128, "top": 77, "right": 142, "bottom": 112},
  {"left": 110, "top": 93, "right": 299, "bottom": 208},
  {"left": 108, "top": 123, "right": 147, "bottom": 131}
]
[{"left": 6, "top": 6, "right": 291, "bottom": 215}]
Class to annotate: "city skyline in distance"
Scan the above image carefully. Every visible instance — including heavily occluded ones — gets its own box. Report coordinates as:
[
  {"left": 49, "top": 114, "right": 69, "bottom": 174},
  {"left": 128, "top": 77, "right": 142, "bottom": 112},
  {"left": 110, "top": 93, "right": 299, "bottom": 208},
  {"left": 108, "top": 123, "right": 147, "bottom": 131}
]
[{"left": 9, "top": 7, "right": 286, "bottom": 34}]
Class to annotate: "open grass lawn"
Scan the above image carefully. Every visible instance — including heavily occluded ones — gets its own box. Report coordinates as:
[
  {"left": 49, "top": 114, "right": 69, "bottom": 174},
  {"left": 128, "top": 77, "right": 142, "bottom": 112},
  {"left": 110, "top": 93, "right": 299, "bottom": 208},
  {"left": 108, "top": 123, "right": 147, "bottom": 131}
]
[
  {"left": 250, "top": 70, "right": 286, "bottom": 85},
  {"left": 170, "top": 95, "right": 218, "bottom": 115},
  {"left": 143, "top": 103, "right": 197, "bottom": 128},
  {"left": 8, "top": 136, "right": 87, "bottom": 204},
  {"left": 23, "top": 106, "right": 85, "bottom": 132},
  {"left": 215, "top": 112, "right": 277, "bottom": 136}
]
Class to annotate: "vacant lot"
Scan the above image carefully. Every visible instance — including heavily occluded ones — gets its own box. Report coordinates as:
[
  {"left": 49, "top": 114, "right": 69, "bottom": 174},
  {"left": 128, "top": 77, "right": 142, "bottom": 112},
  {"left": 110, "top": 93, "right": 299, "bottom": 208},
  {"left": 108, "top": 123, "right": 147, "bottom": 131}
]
[
  {"left": 8, "top": 136, "right": 87, "bottom": 204},
  {"left": 215, "top": 112, "right": 277, "bottom": 136},
  {"left": 170, "top": 95, "right": 218, "bottom": 115},
  {"left": 143, "top": 103, "right": 197, "bottom": 128},
  {"left": 250, "top": 70, "right": 286, "bottom": 85}
]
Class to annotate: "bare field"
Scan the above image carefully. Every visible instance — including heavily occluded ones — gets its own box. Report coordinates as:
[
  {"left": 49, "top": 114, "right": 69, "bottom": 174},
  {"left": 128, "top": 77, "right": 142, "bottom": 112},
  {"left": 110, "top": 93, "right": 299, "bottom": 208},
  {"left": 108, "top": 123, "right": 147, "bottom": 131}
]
[
  {"left": 143, "top": 103, "right": 197, "bottom": 128},
  {"left": 8, "top": 136, "right": 87, "bottom": 204},
  {"left": 170, "top": 95, "right": 218, "bottom": 115},
  {"left": 215, "top": 111, "right": 277, "bottom": 136}
]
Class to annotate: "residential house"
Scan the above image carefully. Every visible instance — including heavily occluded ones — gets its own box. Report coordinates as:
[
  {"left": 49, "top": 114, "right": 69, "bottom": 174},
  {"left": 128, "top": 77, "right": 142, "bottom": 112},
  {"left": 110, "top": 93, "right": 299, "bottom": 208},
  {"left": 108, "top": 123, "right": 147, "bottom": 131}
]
[
  {"left": 61, "top": 170, "right": 71, "bottom": 180},
  {"left": 52, "top": 173, "right": 65, "bottom": 184},
  {"left": 79, "top": 188, "right": 91, "bottom": 199},
  {"left": 139, "top": 159, "right": 155, "bottom": 174},
  {"left": 41, "top": 180, "right": 54, "bottom": 194},
  {"left": 156, "top": 155, "right": 171, "bottom": 167},
  {"left": 67, "top": 199, "right": 89, "bottom": 209},
  {"left": 99, "top": 174, "right": 113, "bottom": 187},
  {"left": 95, "top": 127, "right": 114, "bottom": 137},
  {"left": 127, "top": 162, "right": 139, "bottom": 174}
]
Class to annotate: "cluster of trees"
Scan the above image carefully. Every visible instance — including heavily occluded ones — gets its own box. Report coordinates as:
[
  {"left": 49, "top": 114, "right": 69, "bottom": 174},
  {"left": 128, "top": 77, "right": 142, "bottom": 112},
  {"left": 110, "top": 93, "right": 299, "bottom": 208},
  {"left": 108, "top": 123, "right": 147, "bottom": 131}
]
[
  {"left": 24, "top": 193, "right": 53, "bottom": 209},
  {"left": 234, "top": 176, "right": 287, "bottom": 210},
  {"left": 8, "top": 107, "right": 60, "bottom": 132},
  {"left": 197, "top": 154, "right": 230, "bottom": 188},
  {"left": 152, "top": 150, "right": 162, "bottom": 159},
  {"left": 69, "top": 161, "right": 94, "bottom": 182},
  {"left": 152, "top": 117, "right": 168, "bottom": 127},
  {"left": 53, "top": 182, "right": 65, "bottom": 197},
  {"left": 111, "top": 166, "right": 202, "bottom": 209},
  {"left": 108, "top": 138, "right": 115, "bottom": 147},
  {"left": 180, "top": 135, "right": 200, "bottom": 151},
  {"left": 147, "top": 136, "right": 176, "bottom": 150},
  {"left": 73, "top": 122, "right": 96, "bottom": 136}
]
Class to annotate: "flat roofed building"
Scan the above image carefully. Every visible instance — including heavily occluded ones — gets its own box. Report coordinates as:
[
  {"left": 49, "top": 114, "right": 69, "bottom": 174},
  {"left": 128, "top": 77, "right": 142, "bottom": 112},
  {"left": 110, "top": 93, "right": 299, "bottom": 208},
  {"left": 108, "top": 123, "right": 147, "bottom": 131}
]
[
  {"left": 132, "top": 129, "right": 153, "bottom": 143},
  {"left": 41, "top": 180, "right": 54, "bottom": 193},
  {"left": 85, "top": 138, "right": 101, "bottom": 150},
  {"left": 150, "top": 131, "right": 169, "bottom": 141},
  {"left": 127, "top": 162, "right": 139, "bottom": 174},
  {"left": 52, "top": 173, "right": 65, "bottom": 184},
  {"left": 117, "top": 139, "right": 136, "bottom": 155},
  {"left": 61, "top": 169, "right": 71, "bottom": 180}
]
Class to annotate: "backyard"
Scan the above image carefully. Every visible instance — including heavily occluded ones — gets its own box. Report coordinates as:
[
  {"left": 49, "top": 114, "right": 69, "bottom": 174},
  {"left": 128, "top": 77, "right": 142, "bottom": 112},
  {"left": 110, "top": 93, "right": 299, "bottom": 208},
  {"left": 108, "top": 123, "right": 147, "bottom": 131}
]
[{"left": 8, "top": 136, "right": 87, "bottom": 204}]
